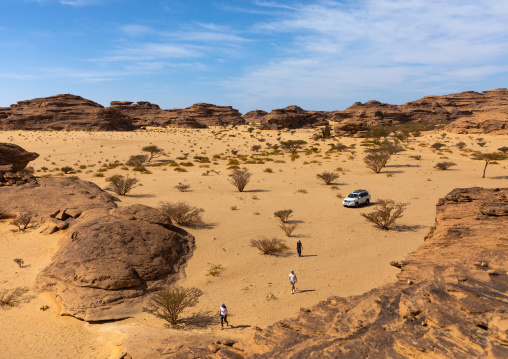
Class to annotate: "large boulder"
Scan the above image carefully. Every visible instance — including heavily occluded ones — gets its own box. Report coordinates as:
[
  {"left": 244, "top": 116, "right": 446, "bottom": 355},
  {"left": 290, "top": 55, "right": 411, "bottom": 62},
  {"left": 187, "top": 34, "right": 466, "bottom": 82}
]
[
  {"left": 0, "top": 177, "right": 118, "bottom": 218},
  {"left": 0, "top": 143, "right": 39, "bottom": 172},
  {"left": 37, "top": 206, "right": 194, "bottom": 321}
]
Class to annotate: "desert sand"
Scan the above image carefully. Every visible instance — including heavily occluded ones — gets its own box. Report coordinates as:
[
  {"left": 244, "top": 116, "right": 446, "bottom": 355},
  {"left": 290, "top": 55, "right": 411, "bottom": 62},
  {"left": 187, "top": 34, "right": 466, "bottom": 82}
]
[{"left": 1, "top": 128, "right": 506, "bottom": 358}]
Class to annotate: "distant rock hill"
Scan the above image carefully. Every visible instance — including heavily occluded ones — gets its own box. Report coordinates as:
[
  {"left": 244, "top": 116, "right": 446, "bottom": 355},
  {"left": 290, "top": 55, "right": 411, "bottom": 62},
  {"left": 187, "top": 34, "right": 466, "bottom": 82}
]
[{"left": 0, "top": 89, "right": 507, "bottom": 133}]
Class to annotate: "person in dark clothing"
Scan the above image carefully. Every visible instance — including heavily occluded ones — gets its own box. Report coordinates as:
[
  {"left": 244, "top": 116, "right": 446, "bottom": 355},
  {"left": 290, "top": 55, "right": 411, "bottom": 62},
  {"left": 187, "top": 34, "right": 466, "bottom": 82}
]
[
  {"left": 220, "top": 303, "right": 229, "bottom": 329},
  {"left": 296, "top": 240, "right": 303, "bottom": 257}
]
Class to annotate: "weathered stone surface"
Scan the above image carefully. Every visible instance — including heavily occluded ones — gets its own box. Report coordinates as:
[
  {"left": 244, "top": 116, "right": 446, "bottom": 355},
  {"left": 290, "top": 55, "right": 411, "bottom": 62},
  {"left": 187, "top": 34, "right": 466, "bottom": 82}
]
[
  {"left": 0, "top": 177, "right": 118, "bottom": 219},
  {"left": 110, "top": 204, "right": 171, "bottom": 227},
  {"left": 0, "top": 94, "right": 136, "bottom": 131},
  {"left": 0, "top": 143, "right": 39, "bottom": 172},
  {"left": 243, "top": 110, "right": 268, "bottom": 124},
  {"left": 258, "top": 105, "right": 327, "bottom": 129},
  {"left": 37, "top": 205, "right": 194, "bottom": 321}
]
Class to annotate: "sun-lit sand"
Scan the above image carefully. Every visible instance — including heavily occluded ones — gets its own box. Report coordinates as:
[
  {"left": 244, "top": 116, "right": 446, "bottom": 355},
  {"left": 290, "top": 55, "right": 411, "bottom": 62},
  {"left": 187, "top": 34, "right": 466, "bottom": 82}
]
[{"left": 1, "top": 128, "right": 506, "bottom": 358}]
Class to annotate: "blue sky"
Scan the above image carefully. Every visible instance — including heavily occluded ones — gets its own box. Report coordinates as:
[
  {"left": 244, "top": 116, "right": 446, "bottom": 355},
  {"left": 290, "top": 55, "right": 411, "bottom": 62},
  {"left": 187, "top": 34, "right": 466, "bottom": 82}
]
[{"left": 1, "top": 0, "right": 508, "bottom": 113}]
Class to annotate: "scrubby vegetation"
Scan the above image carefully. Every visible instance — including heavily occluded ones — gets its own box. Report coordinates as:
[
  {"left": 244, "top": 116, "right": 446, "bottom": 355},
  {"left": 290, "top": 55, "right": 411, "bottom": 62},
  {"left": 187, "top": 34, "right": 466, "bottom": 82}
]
[
  {"left": 434, "top": 161, "right": 457, "bottom": 170},
  {"left": 364, "top": 152, "right": 391, "bottom": 173},
  {"left": 159, "top": 202, "right": 204, "bottom": 226},
  {"left": 11, "top": 214, "right": 32, "bottom": 230},
  {"left": 316, "top": 171, "right": 340, "bottom": 185},
  {"left": 361, "top": 199, "right": 407, "bottom": 230},
  {"left": 228, "top": 169, "right": 252, "bottom": 192},
  {"left": 250, "top": 237, "right": 289, "bottom": 255},
  {"left": 472, "top": 152, "right": 506, "bottom": 178},
  {"left": 274, "top": 209, "right": 293, "bottom": 223},
  {"left": 145, "top": 286, "right": 203, "bottom": 325},
  {"left": 106, "top": 175, "right": 139, "bottom": 195}
]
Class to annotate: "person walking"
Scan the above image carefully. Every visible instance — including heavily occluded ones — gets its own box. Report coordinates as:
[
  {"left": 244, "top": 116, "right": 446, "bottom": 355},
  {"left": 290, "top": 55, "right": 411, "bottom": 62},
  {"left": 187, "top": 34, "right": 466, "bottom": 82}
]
[
  {"left": 219, "top": 303, "right": 229, "bottom": 329},
  {"left": 289, "top": 270, "right": 297, "bottom": 294},
  {"left": 296, "top": 240, "right": 303, "bottom": 257}
]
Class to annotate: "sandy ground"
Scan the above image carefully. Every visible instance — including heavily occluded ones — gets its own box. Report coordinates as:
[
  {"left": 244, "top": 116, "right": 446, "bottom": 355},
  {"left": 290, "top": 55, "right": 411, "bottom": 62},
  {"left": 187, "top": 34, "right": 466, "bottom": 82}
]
[{"left": 0, "top": 128, "right": 506, "bottom": 358}]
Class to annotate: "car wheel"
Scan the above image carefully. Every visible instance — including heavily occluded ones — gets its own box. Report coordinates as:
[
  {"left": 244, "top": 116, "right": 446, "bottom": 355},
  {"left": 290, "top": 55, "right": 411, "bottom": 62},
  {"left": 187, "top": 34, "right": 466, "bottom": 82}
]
[
  {"left": 354, "top": 202, "right": 359, "bottom": 208},
  {"left": 366, "top": 199, "right": 370, "bottom": 205}
]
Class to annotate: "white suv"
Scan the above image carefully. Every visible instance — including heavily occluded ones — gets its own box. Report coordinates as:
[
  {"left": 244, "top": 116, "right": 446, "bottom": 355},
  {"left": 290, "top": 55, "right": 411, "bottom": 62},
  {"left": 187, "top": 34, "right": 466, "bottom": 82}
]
[{"left": 342, "top": 190, "right": 371, "bottom": 207}]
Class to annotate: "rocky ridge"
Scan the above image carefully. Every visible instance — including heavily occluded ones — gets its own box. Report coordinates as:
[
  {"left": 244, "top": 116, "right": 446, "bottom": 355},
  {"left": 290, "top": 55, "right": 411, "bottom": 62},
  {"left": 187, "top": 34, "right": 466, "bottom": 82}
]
[{"left": 142, "top": 187, "right": 508, "bottom": 358}]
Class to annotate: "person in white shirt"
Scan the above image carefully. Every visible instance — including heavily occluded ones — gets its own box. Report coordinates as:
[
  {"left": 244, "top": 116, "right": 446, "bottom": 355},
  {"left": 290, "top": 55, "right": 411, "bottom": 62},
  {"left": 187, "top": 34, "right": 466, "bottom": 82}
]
[
  {"left": 220, "top": 303, "right": 229, "bottom": 329},
  {"left": 289, "top": 270, "right": 297, "bottom": 294}
]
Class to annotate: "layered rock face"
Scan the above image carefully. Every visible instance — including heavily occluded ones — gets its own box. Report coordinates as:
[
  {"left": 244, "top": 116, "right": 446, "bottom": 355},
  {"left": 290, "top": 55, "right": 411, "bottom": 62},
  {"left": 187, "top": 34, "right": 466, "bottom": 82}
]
[
  {"left": 332, "top": 88, "right": 508, "bottom": 135},
  {"left": 110, "top": 101, "right": 244, "bottom": 128},
  {"left": 0, "top": 143, "right": 39, "bottom": 186},
  {"left": 252, "top": 105, "right": 327, "bottom": 129},
  {"left": 0, "top": 94, "right": 136, "bottom": 131}
]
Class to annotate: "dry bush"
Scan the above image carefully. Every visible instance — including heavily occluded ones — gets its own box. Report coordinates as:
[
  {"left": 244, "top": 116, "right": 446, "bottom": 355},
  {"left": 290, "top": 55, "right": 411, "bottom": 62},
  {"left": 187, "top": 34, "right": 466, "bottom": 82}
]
[
  {"left": 316, "top": 171, "right": 340, "bottom": 185},
  {"left": 431, "top": 142, "right": 446, "bottom": 151},
  {"left": 228, "top": 169, "right": 252, "bottom": 192},
  {"left": 364, "top": 152, "right": 391, "bottom": 173},
  {"left": 142, "top": 145, "right": 164, "bottom": 161},
  {"left": 434, "top": 161, "right": 457, "bottom": 170},
  {"left": 361, "top": 199, "right": 408, "bottom": 230},
  {"left": 126, "top": 154, "right": 149, "bottom": 167},
  {"left": 498, "top": 146, "right": 508, "bottom": 154},
  {"left": 274, "top": 209, "right": 293, "bottom": 223},
  {"left": 409, "top": 155, "right": 421, "bottom": 160},
  {"left": 159, "top": 202, "right": 204, "bottom": 226},
  {"left": 280, "top": 223, "right": 298, "bottom": 237},
  {"left": 107, "top": 175, "right": 139, "bottom": 196},
  {"left": 456, "top": 142, "right": 467, "bottom": 150},
  {"left": 11, "top": 214, "right": 32, "bottom": 230},
  {"left": 145, "top": 286, "right": 203, "bottom": 325},
  {"left": 280, "top": 140, "right": 307, "bottom": 153},
  {"left": 206, "top": 264, "right": 223, "bottom": 276},
  {"left": 175, "top": 183, "right": 190, "bottom": 192},
  {"left": 0, "top": 287, "right": 29, "bottom": 308},
  {"left": 60, "top": 166, "right": 73, "bottom": 174},
  {"left": 251, "top": 237, "right": 288, "bottom": 254}
]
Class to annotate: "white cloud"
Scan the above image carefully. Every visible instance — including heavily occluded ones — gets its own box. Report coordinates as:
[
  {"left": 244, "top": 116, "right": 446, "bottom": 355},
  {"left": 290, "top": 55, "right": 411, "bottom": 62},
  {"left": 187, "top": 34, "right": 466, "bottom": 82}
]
[{"left": 60, "top": 0, "right": 101, "bottom": 5}]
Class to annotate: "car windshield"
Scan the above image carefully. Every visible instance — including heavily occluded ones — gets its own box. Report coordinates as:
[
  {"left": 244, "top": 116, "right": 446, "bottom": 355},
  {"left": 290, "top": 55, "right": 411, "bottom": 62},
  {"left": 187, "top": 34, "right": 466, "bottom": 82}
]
[{"left": 348, "top": 193, "right": 359, "bottom": 198}]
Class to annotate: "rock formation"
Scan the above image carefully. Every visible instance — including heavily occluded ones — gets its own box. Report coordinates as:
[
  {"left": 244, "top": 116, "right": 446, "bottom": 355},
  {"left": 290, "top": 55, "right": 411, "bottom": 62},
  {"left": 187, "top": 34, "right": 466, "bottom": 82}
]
[
  {"left": 256, "top": 105, "right": 326, "bottom": 129},
  {"left": 243, "top": 110, "right": 268, "bottom": 123},
  {"left": 37, "top": 205, "right": 193, "bottom": 321},
  {"left": 0, "top": 94, "right": 136, "bottom": 131},
  {"left": 145, "top": 187, "right": 508, "bottom": 358},
  {"left": 0, "top": 143, "right": 39, "bottom": 186}
]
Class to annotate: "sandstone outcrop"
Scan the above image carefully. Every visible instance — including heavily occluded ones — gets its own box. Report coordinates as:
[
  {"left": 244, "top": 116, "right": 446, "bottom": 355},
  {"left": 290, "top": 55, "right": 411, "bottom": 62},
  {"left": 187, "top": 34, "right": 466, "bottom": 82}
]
[
  {"left": 37, "top": 205, "right": 193, "bottom": 321},
  {"left": 0, "top": 177, "right": 118, "bottom": 219},
  {"left": 0, "top": 142, "right": 39, "bottom": 172},
  {"left": 0, "top": 94, "right": 136, "bottom": 131},
  {"left": 257, "top": 105, "right": 327, "bottom": 129},
  {"left": 243, "top": 110, "right": 268, "bottom": 123},
  {"left": 147, "top": 187, "right": 508, "bottom": 358}
]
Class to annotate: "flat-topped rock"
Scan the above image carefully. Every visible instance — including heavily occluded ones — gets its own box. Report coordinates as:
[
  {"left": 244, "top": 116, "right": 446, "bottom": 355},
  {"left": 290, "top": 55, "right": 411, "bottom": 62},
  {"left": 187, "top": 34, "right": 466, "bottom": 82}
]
[{"left": 0, "top": 142, "right": 39, "bottom": 172}]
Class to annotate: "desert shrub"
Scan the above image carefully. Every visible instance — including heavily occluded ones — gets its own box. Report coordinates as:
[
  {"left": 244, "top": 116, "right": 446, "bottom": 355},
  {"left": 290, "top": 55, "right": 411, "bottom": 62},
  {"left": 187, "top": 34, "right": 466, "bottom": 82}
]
[
  {"left": 145, "top": 286, "right": 203, "bottom": 325},
  {"left": 290, "top": 153, "right": 300, "bottom": 162},
  {"left": 316, "top": 171, "right": 340, "bottom": 185},
  {"left": 180, "top": 162, "right": 194, "bottom": 167},
  {"left": 251, "top": 145, "right": 262, "bottom": 152},
  {"left": 434, "top": 161, "right": 457, "bottom": 170},
  {"left": 280, "top": 223, "right": 298, "bottom": 237},
  {"left": 364, "top": 152, "right": 391, "bottom": 173},
  {"left": 296, "top": 189, "right": 307, "bottom": 194},
  {"left": 159, "top": 202, "right": 204, "bottom": 226},
  {"left": 142, "top": 145, "right": 164, "bottom": 161},
  {"left": 174, "top": 167, "right": 187, "bottom": 172},
  {"left": 361, "top": 199, "right": 408, "bottom": 230},
  {"left": 60, "top": 166, "right": 73, "bottom": 174},
  {"left": 367, "top": 141, "right": 404, "bottom": 155},
  {"left": 106, "top": 175, "right": 139, "bottom": 195},
  {"left": 11, "top": 214, "right": 32, "bottom": 230},
  {"left": 175, "top": 183, "right": 190, "bottom": 192},
  {"left": 229, "top": 169, "right": 252, "bottom": 192},
  {"left": 274, "top": 209, "right": 293, "bottom": 223},
  {"left": 263, "top": 168, "right": 273, "bottom": 173},
  {"left": 250, "top": 237, "right": 288, "bottom": 254},
  {"left": 497, "top": 146, "right": 508, "bottom": 154},
  {"left": 13, "top": 258, "right": 24, "bottom": 268},
  {"left": 456, "top": 141, "right": 467, "bottom": 150},
  {"left": 0, "top": 287, "right": 29, "bottom": 308},
  {"left": 206, "top": 264, "right": 223, "bottom": 276},
  {"left": 409, "top": 155, "right": 421, "bottom": 160},
  {"left": 126, "top": 154, "right": 149, "bottom": 167},
  {"left": 431, "top": 142, "right": 446, "bottom": 151},
  {"left": 477, "top": 141, "right": 487, "bottom": 147}
]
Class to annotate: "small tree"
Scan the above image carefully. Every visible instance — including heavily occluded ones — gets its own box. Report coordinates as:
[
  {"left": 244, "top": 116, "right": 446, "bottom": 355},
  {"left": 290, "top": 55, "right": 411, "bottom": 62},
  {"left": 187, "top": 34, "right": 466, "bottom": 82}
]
[
  {"left": 251, "top": 145, "right": 262, "bottom": 152},
  {"left": 107, "top": 175, "right": 139, "bottom": 195},
  {"left": 431, "top": 142, "right": 446, "bottom": 151},
  {"left": 11, "top": 214, "right": 32, "bottom": 230},
  {"left": 456, "top": 142, "right": 467, "bottom": 150},
  {"left": 280, "top": 140, "right": 307, "bottom": 153},
  {"left": 316, "top": 171, "right": 340, "bottom": 185},
  {"left": 364, "top": 152, "right": 391, "bottom": 173},
  {"left": 60, "top": 166, "right": 73, "bottom": 174},
  {"left": 159, "top": 202, "right": 204, "bottom": 226},
  {"left": 229, "top": 169, "right": 252, "bottom": 192},
  {"left": 434, "top": 161, "right": 457, "bottom": 170},
  {"left": 472, "top": 153, "right": 506, "bottom": 178},
  {"left": 142, "top": 145, "right": 164, "bottom": 162},
  {"left": 250, "top": 237, "right": 288, "bottom": 255},
  {"left": 498, "top": 146, "right": 508, "bottom": 154},
  {"left": 361, "top": 199, "right": 407, "bottom": 230},
  {"left": 126, "top": 154, "right": 149, "bottom": 167},
  {"left": 274, "top": 209, "right": 293, "bottom": 223},
  {"left": 145, "top": 286, "right": 203, "bottom": 325}
]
